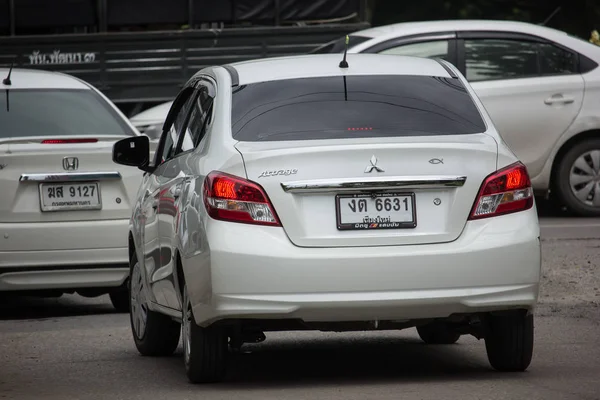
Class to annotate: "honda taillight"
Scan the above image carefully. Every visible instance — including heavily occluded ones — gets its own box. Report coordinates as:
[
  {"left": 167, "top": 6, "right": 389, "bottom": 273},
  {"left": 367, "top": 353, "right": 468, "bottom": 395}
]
[
  {"left": 469, "top": 162, "right": 534, "bottom": 220},
  {"left": 42, "top": 138, "right": 98, "bottom": 144},
  {"left": 203, "top": 171, "right": 281, "bottom": 226}
]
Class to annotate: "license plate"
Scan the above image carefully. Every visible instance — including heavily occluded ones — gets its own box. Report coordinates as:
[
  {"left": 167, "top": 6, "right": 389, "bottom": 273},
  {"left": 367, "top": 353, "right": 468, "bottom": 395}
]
[
  {"left": 335, "top": 192, "right": 416, "bottom": 230},
  {"left": 39, "top": 182, "right": 102, "bottom": 212}
]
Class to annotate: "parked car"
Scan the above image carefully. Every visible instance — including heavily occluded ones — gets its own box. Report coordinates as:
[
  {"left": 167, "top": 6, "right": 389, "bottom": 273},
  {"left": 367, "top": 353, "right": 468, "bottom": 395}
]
[
  {"left": 0, "top": 68, "right": 143, "bottom": 311},
  {"left": 113, "top": 53, "right": 541, "bottom": 383},
  {"left": 129, "top": 101, "right": 174, "bottom": 140},
  {"left": 313, "top": 20, "right": 600, "bottom": 216}
]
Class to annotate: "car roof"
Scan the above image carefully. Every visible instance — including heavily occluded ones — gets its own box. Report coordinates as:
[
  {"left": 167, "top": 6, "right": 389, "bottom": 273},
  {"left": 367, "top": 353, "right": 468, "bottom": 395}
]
[
  {"left": 130, "top": 101, "right": 174, "bottom": 124},
  {"left": 228, "top": 53, "right": 452, "bottom": 86},
  {"left": 354, "top": 19, "right": 570, "bottom": 41},
  {"left": 0, "top": 68, "right": 90, "bottom": 90}
]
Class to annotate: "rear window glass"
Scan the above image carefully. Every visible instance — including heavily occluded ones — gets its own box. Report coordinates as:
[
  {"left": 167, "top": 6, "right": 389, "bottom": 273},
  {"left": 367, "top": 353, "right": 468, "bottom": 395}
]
[
  {"left": 0, "top": 89, "right": 134, "bottom": 138},
  {"left": 311, "top": 35, "right": 371, "bottom": 53},
  {"left": 231, "top": 75, "right": 486, "bottom": 142}
]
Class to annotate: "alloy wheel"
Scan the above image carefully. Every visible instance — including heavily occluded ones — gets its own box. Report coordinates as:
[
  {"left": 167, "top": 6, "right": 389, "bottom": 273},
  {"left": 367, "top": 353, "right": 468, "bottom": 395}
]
[
  {"left": 569, "top": 150, "right": 600, "bottom": 208},
  {"left": 130, "top": 261, "right": 148, "bottom": 340}
]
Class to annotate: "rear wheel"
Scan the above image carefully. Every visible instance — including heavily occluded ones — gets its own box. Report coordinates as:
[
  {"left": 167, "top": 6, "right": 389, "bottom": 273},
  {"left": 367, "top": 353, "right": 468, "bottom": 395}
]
[
  {"left": 417, "top": 321, "right": 461, "bottom": 344},
  {"left": 555, "top": 139, "right": 600, "bottom": 217},
  {"left": 182, "top": 285, "right": 228, "bottom": 384},
  {"left": 484, "top": 311, "right": 534, "bottom": 372},
  {"left": 129, "top": 253, "right": 180, "bottom": 356}
]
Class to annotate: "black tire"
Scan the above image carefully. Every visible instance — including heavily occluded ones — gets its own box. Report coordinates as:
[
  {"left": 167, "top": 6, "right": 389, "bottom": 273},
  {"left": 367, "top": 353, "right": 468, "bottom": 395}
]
[
  {"left": 417, "top": 321, "right": 461, "bottom": 344},
  {"left": 182, "top": 286, "right": 228, "bottom": 383},
  {"left": 484, "top": 311, "right": 534, "bottom": 372},
  {"left": 109, "top": 288, "right": 129, "bottom": 313},
  {"left": 554, "top": 139, "right": 600, "bottom": 217},
  {"left": 129, "top": 252, "right": 181, "bottom": 357}
]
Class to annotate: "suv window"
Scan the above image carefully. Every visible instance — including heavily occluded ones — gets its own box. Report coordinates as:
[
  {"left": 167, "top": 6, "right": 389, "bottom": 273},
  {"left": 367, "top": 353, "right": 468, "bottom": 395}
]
[
  {"left": 157, "top": 89, "right": 196, "bottom": 164},
  {"left": 465, "top": 39, "right": 578, "bottom": 82},
  {"left": 378, "top": 40, "right": 450, "bottom": 61},
  {"left": 0, "top": 89, "right": 133, "bottom": 138},
  {"left": 231, "top": 75, "right": 486, "bottom": 142}
]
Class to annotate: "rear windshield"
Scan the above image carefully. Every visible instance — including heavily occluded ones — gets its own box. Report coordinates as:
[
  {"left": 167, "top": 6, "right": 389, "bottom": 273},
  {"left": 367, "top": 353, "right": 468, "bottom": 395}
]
[
  {"left": 0, "top": 89, "right": 134, "bottom": 138},
  {"left": 310, "top": 34, "right": 371, "bottom": 53},
  {"left": 231, "top": 75, "right": 487, "bottom": 142}
]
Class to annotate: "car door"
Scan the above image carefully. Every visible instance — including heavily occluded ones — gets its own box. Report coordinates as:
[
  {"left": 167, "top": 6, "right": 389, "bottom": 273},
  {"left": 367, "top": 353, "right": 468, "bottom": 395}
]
[
  {"left": 147, "top": 87, "right": 198, "bottom": 308},
  {"left": 163, "top": 79, "right": 216, "bottom": 311},
  {"left": 455, "top": 33, "right": 585, "bottom": 179}
]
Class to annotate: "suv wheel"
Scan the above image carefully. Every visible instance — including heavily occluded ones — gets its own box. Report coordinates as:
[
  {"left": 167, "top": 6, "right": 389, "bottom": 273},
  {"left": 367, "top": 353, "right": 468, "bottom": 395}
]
[
  {"left": 130, "top": 253, "right": 180, "bottom": 356},
  {"left": 182, "top": 285, "right": 228, "bottom": 383},
  {"left": 484, "top": 311, "right": 534, "bottom": 372},
  {"left": 555, "top": 139, "right": 600, "bottom": 216},
  {"left": 417, "top": 321, "right": 461, "bottom": 344}
]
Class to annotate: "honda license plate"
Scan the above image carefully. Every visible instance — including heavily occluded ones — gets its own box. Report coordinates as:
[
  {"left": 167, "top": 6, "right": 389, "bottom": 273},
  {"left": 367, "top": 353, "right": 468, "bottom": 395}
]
[{"left": 39, "top": 182, "right": 102, "bottom": 212}]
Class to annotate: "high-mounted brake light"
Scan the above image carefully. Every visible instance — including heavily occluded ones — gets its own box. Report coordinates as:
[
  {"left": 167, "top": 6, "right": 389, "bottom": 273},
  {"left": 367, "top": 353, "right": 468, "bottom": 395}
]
[
  {"left": 41, "top": 138, "right": 98, "bottom": 144},
  {"left": 203, "top": 171, "right": 281, "bottom": 226},
  {"left": 469, "top": 162, "right": 534, "bottom": 220}
]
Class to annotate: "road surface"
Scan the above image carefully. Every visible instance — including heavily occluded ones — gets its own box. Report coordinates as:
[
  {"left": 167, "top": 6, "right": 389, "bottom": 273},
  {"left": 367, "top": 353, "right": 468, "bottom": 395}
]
[{"left": 1, "top": 213, "right": 599, "bottom": 400}]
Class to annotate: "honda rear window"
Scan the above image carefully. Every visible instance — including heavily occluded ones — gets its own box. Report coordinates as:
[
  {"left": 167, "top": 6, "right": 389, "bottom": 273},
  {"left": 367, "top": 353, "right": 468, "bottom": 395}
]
[
  {"left": 231, "top": 75, "right": 487, "bottom": 142},
  {"left": 0, "top": 89, "right": 134, "bottom": 138}
]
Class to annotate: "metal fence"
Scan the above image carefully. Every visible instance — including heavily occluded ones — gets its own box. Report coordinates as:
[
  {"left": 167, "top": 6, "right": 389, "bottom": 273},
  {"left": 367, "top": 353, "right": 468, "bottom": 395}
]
[{"left": 0, "top": 22, "right": 370, "bottom": 105}]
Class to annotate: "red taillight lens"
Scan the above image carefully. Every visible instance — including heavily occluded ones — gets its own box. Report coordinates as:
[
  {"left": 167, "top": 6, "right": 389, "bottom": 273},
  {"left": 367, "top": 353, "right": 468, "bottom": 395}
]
[
  {"left": 41, "top": 138, "right": 98, "bottom": 144},
  {"left": 203, "top": 171, "right": 281, "bottom": 226},
  {"left": 469, "top": 162, "right": 534, "bottom": 220}
]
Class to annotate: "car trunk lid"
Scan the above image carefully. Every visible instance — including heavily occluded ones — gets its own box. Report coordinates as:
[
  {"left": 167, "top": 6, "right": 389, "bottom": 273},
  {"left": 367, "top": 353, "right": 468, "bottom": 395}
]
[{"left": 235, "top": 134, "right": 498, "bottom": 247}]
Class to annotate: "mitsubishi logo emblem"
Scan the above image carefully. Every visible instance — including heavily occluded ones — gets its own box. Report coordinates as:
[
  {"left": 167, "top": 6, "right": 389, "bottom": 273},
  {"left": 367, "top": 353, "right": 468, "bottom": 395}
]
[
  {"left": 364, "top": 155, "right": 384, "bottom": 173},
  {"left": 62, "top": 157, "right": 79, "bottom": 171}
]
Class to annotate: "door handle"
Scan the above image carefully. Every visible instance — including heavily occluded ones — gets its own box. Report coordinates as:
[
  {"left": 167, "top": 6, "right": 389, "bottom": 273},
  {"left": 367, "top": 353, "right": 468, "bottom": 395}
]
[{"left": 544, "top": 95, "right": 575, "bottom": 105}]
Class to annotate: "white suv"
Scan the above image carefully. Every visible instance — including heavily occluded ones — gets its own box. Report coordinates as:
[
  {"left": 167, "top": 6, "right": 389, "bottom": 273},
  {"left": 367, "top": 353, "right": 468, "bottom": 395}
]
[{"left": 314, "top": 20, "right": 600, "bottom": 216}]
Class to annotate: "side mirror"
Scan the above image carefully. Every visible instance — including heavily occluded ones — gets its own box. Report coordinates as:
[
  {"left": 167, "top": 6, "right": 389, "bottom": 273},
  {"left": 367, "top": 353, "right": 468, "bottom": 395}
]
[{"left": 112, "top": 135, "right": 152, "bottom": 172}]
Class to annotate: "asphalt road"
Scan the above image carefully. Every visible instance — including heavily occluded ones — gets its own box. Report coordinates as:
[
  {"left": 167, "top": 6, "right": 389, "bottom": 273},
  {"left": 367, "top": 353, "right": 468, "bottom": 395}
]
[{"left": 1, "top": 210, "right": 599, "bottom": 400}]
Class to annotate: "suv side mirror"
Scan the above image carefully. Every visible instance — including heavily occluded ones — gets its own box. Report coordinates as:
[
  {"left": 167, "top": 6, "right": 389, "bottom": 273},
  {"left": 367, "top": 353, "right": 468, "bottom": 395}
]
[{"left": 113, "top": 135, "right": 152, "bottom": 172}]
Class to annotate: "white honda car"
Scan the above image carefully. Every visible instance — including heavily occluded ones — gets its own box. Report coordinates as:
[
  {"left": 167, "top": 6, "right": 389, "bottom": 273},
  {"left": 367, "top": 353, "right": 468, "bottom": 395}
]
[
  {"left": 114, "top": 53, "right": 541, "bottom": 383},
  {"left": 314, "top": 20, "right": 600, "bottom": 217},
  {"left": 0, "top": 68, "right": 142, "bottom": 311}
]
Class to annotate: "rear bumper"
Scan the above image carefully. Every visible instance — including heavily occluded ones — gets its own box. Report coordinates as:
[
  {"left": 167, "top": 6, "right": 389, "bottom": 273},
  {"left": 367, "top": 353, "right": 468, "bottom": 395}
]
[
  {"left": 0, "top": 219, "right": 130, "bottom": 291},
  {"left": 183, "top": 208, "right": 542, "bottom": 327}
]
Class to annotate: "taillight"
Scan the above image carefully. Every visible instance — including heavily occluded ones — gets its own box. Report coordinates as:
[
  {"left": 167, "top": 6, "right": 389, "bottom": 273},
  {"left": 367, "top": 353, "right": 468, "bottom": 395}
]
[
  {"left": 41, "top": 138, "right": 98, "bottom": 144},
  {"left": 203, "top": 171, "right": 281, "bottom": 226},
  {"left": 469, "top": 162, "right": 534, "bottom": 220}
]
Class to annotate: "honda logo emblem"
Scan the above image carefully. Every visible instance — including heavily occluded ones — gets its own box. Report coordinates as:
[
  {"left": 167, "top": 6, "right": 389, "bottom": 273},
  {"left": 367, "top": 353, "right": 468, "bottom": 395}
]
[{"left": 62, "top": 157, "right": 79, "bottom": 171}]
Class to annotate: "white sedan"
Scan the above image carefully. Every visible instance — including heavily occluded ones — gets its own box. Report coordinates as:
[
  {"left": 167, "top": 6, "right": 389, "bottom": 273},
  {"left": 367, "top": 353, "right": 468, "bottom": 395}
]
[
  {"left": 114, "top": 53, "right": 541, "bottom": 383},
  {"left": 314, "top": 20, "right": 600, "bottom": 216},
  {"left": 0, "top": 68, "right": 143, "bottom": 310}
]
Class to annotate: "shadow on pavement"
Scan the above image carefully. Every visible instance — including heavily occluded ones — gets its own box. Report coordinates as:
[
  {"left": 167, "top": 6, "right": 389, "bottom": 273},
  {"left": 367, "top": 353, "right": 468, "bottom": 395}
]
[
  {"left": 144, "top": 334, "right": 508, "bottom": 388},
  {"left": 0, "top": 293, "right": 119, "bottom": 321}
]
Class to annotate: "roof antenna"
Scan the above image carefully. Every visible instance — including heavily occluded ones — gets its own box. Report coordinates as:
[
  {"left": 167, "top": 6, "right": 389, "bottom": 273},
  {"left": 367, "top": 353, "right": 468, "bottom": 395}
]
[
  {"left": 3, "top": 63, "right": 13, "bottom": 85},
  {"left": 540, "top": 7, "right": 561, "bottom": 26},
  {"left": 339, "top": 35, "right": 349, "bottom": 68}
]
